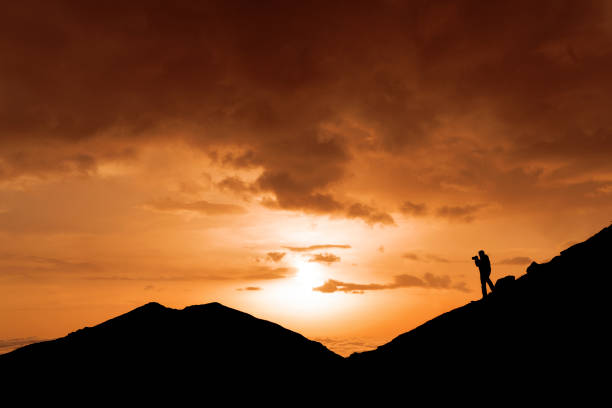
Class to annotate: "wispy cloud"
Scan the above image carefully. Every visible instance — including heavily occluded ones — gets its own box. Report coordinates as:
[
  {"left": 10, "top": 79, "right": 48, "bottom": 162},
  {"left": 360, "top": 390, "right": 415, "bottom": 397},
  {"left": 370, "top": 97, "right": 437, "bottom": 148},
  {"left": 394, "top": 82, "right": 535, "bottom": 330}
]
[
  {"left": 0, "top": 337, "right": 41, "bottom": 353},
  {"left": 435, "top": 204, "right": 485, "bottom": 223},
  {"left": 498, "top": 256, "right": 532, "bottom": 265},
  {"left": 282, "top": 244, "right": 351, "bottom": 252},
  {"left": 400, "top": 201, "right": 427, "bottom": 216},
  {"left": 313, "top": 273, "right": 469, "bottom": 294},
  {"left": 82, "top": 266, "right": 296, "bottom": 282},
  {"left": 402, "top": 252, "right": 450, "bottom": 263},
  {"left": 242, "top": 267, "right": 296, "bottom": 280},
  {"left": 266, "top": 252, "right": 286, "bottom": 262},
  {"left": 308, "top": 253, "right": 340, "bottom": 264},
  {"left": 0, "top": 253, "right": 101, "bottom": 278},
  {"left": 144, "top": 198, "right": 246, "bottom": 215}
]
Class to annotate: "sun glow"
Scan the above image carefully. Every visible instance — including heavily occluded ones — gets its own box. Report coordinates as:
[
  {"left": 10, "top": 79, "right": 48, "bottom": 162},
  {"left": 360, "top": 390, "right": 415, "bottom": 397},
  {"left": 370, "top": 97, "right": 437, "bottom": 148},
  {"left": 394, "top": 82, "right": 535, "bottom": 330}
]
[
  {"left": 249, "top": 255, "right": 343, "bottom": 318},
  {"left": 294, "top": 259, "right": 325, "bottom": 289}
]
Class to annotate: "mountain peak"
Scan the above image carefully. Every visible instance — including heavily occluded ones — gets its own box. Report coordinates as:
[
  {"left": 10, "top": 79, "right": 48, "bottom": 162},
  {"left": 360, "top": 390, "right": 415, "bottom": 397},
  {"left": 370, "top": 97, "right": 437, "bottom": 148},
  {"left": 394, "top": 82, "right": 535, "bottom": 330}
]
[
  {"left": 183, "top": 301, "right": 228, "bottom": 311},
  {"left": 140, "top": 301, "right": 166, "bottom": 310},
  {"left": 1, "top": 296, "right": 342, "bottom": 382}
]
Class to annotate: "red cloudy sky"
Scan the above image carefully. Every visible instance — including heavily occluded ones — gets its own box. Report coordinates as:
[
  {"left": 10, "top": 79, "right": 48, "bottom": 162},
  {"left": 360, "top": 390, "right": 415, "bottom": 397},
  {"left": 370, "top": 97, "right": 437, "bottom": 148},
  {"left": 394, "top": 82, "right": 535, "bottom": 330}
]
[{"left": 1, "top": 0, "right": 612, "bottom": 356}]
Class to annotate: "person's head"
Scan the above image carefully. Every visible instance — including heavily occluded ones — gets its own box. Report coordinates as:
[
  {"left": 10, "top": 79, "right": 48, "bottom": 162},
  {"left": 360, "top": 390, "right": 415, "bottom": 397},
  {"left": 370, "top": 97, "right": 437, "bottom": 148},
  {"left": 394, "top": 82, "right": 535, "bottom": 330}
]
[{"left": 478, "top": 250, "right": 485, "bottom": 257}]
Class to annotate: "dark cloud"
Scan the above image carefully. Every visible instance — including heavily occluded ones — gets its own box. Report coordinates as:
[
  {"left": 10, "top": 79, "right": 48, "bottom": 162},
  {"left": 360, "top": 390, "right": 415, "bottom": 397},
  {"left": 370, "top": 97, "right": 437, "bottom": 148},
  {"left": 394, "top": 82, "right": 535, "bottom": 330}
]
[
  {"left": 253, "top": 136, "right": 350, "bottom": 216},
  {"left": 282, "top": 244, "right": 351, "bottom": 252},
  {"left": 313, "top": 272, "right": 468, "bottom": 293},
  {"left": 216, "top": 177, "right": 257, "bottom": 197},
  {"left": 313, "top": 280, "right": 384, "bottom": 293},
  {"left": 220, "top": 150, "right": 261, "bottom": 169},
  {"left": 308, "top": 253, "right": 341, "bottom": 264},
  {"left": 346, "top": 203, "right": 395, "bottom": 226},
  {"left": 400, "top": 201, "right": 428, "bottom": 216},
  {"left": 0, "top": 152, "right": 97, "bottom": 181},
  {"left": 435, "top": 205, "right": 484, "bottom": 223},
  {"left": 260, "top": 188, "right": 344, "bottom": 214},
  {"left": 498, "top": 256, "right": 532, "bottom": 265},
  {"left": 1, "top": 0, "right": 612, "bottom": 223},
  {"left": 236, "top": 286, "right": 262, "bottom": 291},
  {"left": 261, "top": 187, "right": 394, "bottom": 225},
  {"left": 398, "top": 201, "right": 483, "bottom": 223},
  {"left": 266, "top": 252, "right": 286, "bottom": 262},
  {"left": 0, "top": 144, "right": 138, "bottom": 185},
  {"left": 145, "top": 198, "right": 246, "bottom": 215}
]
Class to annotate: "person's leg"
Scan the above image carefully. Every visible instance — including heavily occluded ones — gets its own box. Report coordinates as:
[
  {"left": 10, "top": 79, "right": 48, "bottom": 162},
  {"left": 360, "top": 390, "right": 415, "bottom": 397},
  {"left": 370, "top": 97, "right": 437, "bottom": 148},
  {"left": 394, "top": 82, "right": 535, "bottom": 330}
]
[
  {"left": 481, "top": 278, "right": 487, "bottom": 298},
  {"left": 487, "top": 277, "right": 495, "bottom": 292}
]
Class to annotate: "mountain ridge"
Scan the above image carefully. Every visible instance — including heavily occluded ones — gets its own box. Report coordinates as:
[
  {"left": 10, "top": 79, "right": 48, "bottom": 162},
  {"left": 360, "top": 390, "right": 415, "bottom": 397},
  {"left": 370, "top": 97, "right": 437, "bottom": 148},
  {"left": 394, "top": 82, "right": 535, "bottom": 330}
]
[
  {"left": 2, "top": 224, "right": 609, "bottom": 393},
  {"left": 346, "top": 224, "right": 609, "bottom": 387}
]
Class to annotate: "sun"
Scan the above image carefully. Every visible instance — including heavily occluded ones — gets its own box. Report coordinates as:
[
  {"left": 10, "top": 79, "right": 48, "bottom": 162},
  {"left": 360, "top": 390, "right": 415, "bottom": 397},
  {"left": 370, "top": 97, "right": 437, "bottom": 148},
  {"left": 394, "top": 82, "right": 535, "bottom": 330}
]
[
  {"left": 250, "top": 254, "right": 351, "bottom": 320},
  {"left": 257, "top": 258, "right": 332, "bottom": 316},
  {"left": 294, "top": 259, "right": 325, "bottom": 288}
]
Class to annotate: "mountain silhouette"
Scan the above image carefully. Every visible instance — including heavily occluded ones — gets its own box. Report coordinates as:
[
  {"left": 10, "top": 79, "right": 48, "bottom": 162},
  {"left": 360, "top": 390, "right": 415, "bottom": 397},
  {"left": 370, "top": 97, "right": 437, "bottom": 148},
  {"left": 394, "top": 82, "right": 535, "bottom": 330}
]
[
  {"left": 347, "top": 224, "right": 609, "bottom": 391},
  {"left": 1, "top": 301, "right": 342, "bottom": 390},
  {"left": 2, "top": 224, "right": 608, "bottom": 395}
]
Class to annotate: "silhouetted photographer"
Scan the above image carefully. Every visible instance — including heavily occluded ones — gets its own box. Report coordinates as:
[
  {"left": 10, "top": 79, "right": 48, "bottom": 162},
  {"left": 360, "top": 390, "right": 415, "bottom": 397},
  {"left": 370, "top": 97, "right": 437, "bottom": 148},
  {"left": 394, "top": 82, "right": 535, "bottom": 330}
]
[{"left": 473, "top": 250, "right": 495, "bottom": 299}]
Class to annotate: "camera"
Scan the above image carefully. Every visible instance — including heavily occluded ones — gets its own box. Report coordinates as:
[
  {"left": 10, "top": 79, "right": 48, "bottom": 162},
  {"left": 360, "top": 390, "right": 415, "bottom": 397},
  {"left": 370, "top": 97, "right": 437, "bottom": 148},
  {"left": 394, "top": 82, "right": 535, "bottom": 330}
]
[{"left": 472, "top": 255, "right": 479, "bottom": 261}]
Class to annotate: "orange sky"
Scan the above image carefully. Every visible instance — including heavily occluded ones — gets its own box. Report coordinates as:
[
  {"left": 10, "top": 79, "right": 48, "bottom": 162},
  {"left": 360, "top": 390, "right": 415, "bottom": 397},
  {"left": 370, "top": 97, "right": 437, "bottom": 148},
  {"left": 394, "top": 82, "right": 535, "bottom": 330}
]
[{"left": 2, "top": 0, "right": 612, "bottom": 356}]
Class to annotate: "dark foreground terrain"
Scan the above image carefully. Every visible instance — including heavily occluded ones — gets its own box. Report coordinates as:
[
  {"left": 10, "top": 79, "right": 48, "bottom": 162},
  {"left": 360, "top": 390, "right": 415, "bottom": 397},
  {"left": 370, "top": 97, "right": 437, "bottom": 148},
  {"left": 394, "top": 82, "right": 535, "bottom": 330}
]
[{"left": 2, "top": 225, "right": 609, "bottom": 395}]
